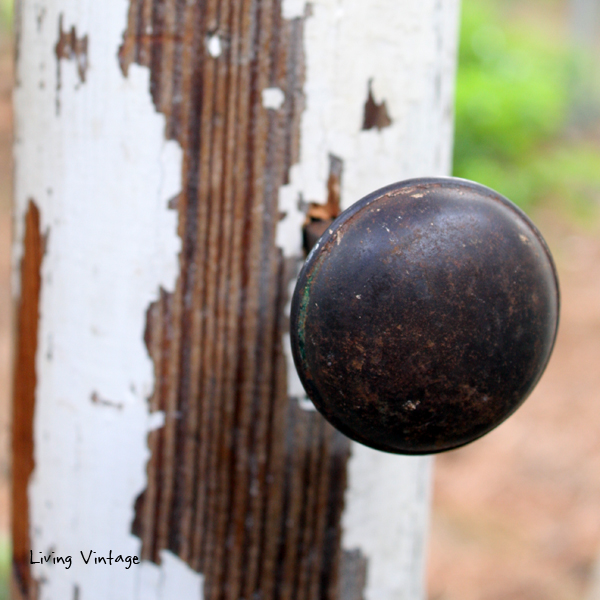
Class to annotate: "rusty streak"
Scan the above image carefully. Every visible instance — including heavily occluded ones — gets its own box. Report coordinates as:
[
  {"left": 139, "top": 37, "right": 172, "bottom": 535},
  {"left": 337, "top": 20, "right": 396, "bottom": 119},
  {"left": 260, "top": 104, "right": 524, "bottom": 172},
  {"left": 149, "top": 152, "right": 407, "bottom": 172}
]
[
  {"left": 122, "top": 0, "right": 365, "bottom": 598},
  {"left": 11, "top": 200, "right": 44, "bottom": 600}
]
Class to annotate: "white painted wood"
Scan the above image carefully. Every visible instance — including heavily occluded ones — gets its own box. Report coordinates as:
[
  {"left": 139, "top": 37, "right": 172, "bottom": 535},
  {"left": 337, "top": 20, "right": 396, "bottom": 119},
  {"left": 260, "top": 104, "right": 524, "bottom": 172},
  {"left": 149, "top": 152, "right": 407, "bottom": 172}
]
[
  {"left": 13, "top": 1, "right": 459, "bottom": 599},
  {"left": 278, "top": 1, "right": 459, "bottom": 598},
  {"left": 13, "top": 2, "right": 197, "bottom": 598}
]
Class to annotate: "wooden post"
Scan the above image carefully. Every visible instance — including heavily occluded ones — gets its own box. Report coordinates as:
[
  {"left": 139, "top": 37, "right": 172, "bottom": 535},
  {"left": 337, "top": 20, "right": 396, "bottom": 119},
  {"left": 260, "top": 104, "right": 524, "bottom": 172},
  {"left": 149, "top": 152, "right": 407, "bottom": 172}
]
[{"left": 11, "top": 1, "right": 459, "bottom": 599}]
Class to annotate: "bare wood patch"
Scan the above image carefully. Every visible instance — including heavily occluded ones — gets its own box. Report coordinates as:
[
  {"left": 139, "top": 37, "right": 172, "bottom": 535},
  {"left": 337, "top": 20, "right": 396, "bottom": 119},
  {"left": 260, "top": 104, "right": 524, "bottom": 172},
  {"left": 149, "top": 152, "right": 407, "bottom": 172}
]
[
  {"left": 121, "top": 0, "right": 366, "bottom": 598},
  {"left": 55, "top": 14, "right": 89, "bottom": 113},
  {"left": 303, "top": 154, "right": 344, "bottom": 253},
  {"left": 55, "top": 14, "right": 89, "bottom": 82},
  {"left": 11, "top": 200, "right": 44, "bottom": 600},
  {"left": 362, "top": 79, "right": 392, "bottom": 131}
]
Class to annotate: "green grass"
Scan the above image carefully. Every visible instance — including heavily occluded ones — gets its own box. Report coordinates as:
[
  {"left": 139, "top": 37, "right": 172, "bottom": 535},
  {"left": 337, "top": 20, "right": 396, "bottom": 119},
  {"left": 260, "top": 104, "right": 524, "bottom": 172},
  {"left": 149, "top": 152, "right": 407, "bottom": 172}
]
[
  {"left": 1, "top": 0, "right": 599, "bottom": 224},
  {"left": 0, "top": 0, "right": 11, "bottom": 32},
  {"left": 0, "top": 536, "right": 9, "bottom": 600},
  {"left": 453, "top": 0, "right": 600, "bottom": 223}
]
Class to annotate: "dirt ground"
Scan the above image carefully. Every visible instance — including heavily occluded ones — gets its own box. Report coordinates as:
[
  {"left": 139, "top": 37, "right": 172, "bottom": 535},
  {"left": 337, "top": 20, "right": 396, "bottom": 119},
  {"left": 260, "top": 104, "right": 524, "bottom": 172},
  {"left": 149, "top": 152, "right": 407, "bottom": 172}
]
[
  {"left": 427, "top": 210, "right": 600, "bottom": 600},
  {"left": 2, "top": 26, "right": 600, "bottom": 600}
]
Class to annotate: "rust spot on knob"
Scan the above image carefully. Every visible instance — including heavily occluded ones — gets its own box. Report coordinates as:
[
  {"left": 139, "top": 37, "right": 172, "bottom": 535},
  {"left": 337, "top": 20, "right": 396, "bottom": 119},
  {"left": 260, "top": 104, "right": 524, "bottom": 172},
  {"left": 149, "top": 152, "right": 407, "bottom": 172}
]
[{"left": 290, "top": 177, "right": 560, "bottom": 455}]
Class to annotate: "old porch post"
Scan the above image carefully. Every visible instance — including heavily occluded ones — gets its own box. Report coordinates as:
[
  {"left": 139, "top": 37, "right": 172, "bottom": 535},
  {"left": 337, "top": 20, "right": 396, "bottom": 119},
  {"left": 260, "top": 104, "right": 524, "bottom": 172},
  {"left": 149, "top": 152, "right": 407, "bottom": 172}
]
[{"left": 11, "top": 0, "right": 459, "bottom": 599}]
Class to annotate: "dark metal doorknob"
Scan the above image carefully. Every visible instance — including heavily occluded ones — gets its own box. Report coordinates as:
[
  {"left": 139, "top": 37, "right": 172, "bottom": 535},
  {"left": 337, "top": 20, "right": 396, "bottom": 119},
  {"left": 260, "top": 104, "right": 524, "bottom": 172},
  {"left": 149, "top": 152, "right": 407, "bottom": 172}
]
[{"left": 290, "top": 177, "right": 560, "bottom": 455}]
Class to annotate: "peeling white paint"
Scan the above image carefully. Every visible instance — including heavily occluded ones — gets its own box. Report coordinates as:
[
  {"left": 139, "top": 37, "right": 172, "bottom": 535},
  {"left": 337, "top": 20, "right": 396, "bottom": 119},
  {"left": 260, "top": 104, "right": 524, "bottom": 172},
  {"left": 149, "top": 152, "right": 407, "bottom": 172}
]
[
  {"left": 343, "top": 450, "right": 433, "bottom": 600},
  {"left": 276, "top": 0, "right": 459, "bottom": 260},
  {"left": 14, "top": 0, "right": 458, "bottom": 598},
  {"left": 262, "top": 87, "right": 285, "bottom": 110},
  {"left": 284, "top": 331, "right": 308, "bottom": 400},
  {"left": 136, "top": 551, "right": 205, "bottom": 600},
  {"left": 147, "top": 410, "right": 166, "bottom": 432},
  {"left": 275, "top": 0, "right": 459, "bottom": 598},
  {"left": 297, "top": 396, "right": 317, "bottom": 411},
  {"left": 282, "top": 0, "right": 307, "bottom": 19},
  {"left": 13, "top": 1, "right": 203, "bottom": 599},
  {"left": 206, "top": 34, "right": 222, "bottom": 58}
]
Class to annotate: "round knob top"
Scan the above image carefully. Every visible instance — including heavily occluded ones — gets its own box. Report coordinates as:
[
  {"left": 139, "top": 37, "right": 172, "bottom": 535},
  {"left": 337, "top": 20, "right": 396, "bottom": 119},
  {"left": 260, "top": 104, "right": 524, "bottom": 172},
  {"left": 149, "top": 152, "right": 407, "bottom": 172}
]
[{"left": 290, "top": 177, "right": 560, "bottom": 455}]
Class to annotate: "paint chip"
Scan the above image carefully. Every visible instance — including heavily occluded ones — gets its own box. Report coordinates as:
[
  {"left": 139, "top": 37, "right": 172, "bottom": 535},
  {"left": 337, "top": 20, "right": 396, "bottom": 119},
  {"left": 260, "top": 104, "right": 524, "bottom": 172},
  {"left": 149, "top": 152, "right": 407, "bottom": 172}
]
[
  {"left": 282, "top": 0, "right": 307, "bottom": 19},
  {"left": 298, "top": 397, "right": 317, "bottom": 411},
  {"left": 262, "top": 87, "right": 286, "bottom": 110},
  {"left": 207, "top": 34, "right": 222, "bottom": 57},
  {"left": 55, "top": 14, "right": 88, "bottom": 114},
  {"left": 362, "top": 80, "right": 392, "bottom": 131},
  {"left": 148, "top": 411, "right": 166, "bottom": 432},
  {"left": 55, "top": 14, "right": 88, "bottom": 83}
]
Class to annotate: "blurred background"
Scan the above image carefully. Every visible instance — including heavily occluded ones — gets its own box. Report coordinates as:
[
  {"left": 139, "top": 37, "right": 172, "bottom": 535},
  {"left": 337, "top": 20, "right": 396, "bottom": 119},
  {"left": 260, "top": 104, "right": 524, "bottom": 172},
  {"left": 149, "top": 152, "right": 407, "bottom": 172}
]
[
  {"left": 1, "top": 0, "right": 600, "bottom": 599},
  {"left": 429, "top": 1, "right": 600, "bottom": 600},
  {"left": 0, "top": 0, "right": 12, "bottom": 598}
]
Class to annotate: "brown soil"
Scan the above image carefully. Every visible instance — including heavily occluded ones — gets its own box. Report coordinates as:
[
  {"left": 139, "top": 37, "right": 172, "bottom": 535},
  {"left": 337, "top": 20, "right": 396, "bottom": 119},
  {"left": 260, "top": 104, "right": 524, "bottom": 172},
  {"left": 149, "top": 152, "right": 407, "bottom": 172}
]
[{"left": 427, "top": 213, "right": 600, "bottom": 600}]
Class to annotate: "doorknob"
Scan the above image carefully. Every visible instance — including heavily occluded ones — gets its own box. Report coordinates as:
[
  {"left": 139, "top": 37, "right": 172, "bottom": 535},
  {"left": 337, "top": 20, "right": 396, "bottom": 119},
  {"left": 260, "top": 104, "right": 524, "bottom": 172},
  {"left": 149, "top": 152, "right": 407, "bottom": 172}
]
[{"left": 290, "top": 177, "right": 560, "bottom": 455}]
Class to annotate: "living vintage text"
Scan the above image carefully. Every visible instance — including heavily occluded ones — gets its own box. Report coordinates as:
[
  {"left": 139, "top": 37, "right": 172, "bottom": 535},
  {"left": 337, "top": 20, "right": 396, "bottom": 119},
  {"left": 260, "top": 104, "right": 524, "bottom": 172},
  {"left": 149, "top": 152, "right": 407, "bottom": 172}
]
[{"left": 30, "top": 550, "right": 141, "bottom": 569}]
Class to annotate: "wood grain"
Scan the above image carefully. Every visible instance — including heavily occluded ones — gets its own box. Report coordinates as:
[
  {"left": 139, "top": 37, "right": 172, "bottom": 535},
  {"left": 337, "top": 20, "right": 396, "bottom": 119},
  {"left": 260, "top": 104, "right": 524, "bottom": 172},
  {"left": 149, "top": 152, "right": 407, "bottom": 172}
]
[{"left": 121, "top": 1, "right": 366, "bottom": 598}]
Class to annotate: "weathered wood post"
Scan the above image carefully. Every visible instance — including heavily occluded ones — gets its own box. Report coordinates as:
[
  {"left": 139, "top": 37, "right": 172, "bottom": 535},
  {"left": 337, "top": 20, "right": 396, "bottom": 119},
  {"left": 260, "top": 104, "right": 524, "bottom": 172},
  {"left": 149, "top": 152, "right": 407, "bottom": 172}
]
[{"left": 11, "top": 0, "right": 459, "bottom": 598}]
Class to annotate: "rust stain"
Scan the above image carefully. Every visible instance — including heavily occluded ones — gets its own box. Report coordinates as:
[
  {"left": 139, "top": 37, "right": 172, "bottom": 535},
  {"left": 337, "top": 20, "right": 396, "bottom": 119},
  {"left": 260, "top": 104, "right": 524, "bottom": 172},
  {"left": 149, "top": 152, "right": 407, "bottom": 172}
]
[
  {"left": 11, "top": 200, "right": 44, "bottom": 600},
  {"left": 121, "top": 0, "right": 364, "bottom": 598},
  {"left": 55, "top": 14, "right": 89, "bottom": 114},
  {"left": 362, "top": 79, "right": 392, "bottom": 131}
]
